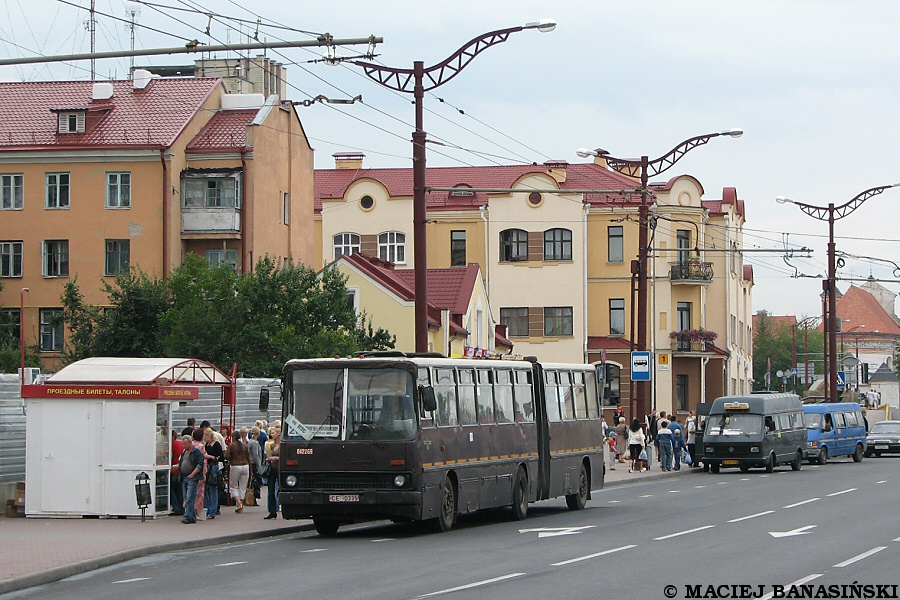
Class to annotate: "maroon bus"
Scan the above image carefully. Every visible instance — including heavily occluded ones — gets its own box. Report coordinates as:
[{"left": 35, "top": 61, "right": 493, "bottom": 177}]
[{"left": 267, "top": 354, "right": 605, "bottom": 535}]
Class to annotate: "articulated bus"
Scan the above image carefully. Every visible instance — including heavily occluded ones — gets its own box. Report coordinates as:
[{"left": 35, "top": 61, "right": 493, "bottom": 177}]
[{"left": 267, "top": 354, "right": 605, "bottom": 535}]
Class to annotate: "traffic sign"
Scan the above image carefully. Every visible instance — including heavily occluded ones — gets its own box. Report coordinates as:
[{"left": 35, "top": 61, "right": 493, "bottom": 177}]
[
  {"left": 836, "top": 371, "right": 846, "bottom": 390},
  {"left": 631, "top": 351, "right": 651, "bottom": 382}
]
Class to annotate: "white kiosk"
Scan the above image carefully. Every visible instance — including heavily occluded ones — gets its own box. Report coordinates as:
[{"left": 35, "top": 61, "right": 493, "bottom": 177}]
[{"left": 23, "top": 357, "right": 233, "bottom": 518}]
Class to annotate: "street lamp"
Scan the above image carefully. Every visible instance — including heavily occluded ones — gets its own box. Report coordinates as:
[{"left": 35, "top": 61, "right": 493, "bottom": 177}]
[
  {"left": 576, "top": 129, "right": 743, "bottom": 421},
  {"left": 351, "top": 20, "right": 555, "bottom": 353},
  {"left": 776, "top": 183, "right": 900, "bottom": 402}
]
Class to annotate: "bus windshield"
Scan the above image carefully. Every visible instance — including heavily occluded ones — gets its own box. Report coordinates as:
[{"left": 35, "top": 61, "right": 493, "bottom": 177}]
[
  {"left": 706, "top": 413, "right": 763, "bottom": 437},
  {"left": 288, "top": 367, "right": 417, "bottom": 441},
  {"left": 804, "top": 413, "right": 823, "bottom": 429}
]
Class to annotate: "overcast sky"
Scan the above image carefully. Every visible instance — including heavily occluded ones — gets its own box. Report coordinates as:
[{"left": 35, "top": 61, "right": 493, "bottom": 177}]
[{"left": 4, "top": 0, "right": 900, "bottom": 322}]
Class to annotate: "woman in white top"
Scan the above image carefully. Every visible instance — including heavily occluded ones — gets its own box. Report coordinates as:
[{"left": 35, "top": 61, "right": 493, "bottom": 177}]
[{"left": 626, "top": 418, "right": 647, "bottom": 473}]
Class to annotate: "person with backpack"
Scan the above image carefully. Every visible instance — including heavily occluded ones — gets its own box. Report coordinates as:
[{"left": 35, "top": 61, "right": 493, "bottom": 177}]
[
  {"left": 656, "top": 420, "right": 674, "bottom": 471},
  {"left": 179, "top": 434, "right": 205, "bottom": 524}
]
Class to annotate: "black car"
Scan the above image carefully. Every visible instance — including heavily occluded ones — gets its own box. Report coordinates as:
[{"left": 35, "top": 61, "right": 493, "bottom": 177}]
[{"left": 864, "top": 420, "right": 900, "bottom": 457}]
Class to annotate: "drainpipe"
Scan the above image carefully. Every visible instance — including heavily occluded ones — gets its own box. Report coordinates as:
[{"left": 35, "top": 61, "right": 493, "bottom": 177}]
[
  {"left": 240, "top": 148, "right": 248, "bottom": 274},
  {"left": 160, "top": 149, "right": 168, "bottom": 277},
  {"left": 723, "top": 213, "right": 731, "bottom": 394},
  {"left": 480, "top": 205, "right": 489, "bottom": 299},
  {"left": 701, "top": 355, "right": 709, "bottom": 406}
]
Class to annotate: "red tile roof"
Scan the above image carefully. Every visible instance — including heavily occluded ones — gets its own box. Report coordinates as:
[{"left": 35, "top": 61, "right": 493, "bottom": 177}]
[
  {"left": 186, "top": 109, "right": 257, "bottom": 152},
  {"left": 703, "top": 187, "right": 745, "bottom": 218},
  {"left": 314, "top": 162, "right": 643, "bottom": 213},
  {"left": 831, "top": 285, "right": 900, "bottom": 336},
  {"left": 588, "top": 336, "right": 635, "bottom": 350},
  {"left": 0, "top": 78, "right": 222, "bottom": 150}
]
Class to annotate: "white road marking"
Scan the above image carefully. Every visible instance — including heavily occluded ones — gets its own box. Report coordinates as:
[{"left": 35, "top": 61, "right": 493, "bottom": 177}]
[
  {"left": 759, "top": 474, "right": 770, "bottom": 478},
  {"left": 371, "top": 538, "right": 395, "bottom": 543},
  {"left": 893, "top": 537, "right": 900, "bottom": 542},
  {"left": 783, "top": 498, "right": 819, "bottom": 509},
  {"left": 826, "top": 488, "right": 857, "bottom": 497},
  {"left": 215, "top": 561, "right": 247, "bottom": 567},
  {"left": 654, "top": 525, "right": 715, "bottom": 541},
  {"left": 694, "top": 485, "right": 706, "bottom": 489},
  {"left": 769, "top": 525, "right": 816, "bottom": 538},
  {"left": 112, "top": 578, "right": 150, "bottom": 584},
  {"left": 552, "top": 544, "right": 637, "bottom": 566},
  {"left": 834, "top": 546, "right": 887, "bottom": 567},
  {"left": 740, "top": 478, "right": 750, "bottom": 481},
  {"left": 639, "top": 494, "right": 653, "bottom": 498},
  {"left": 412, "top": 573, "right": 526, "bottom": 599},
  {"left": 876, "top": 480, "right": 887, "bottom": 484},
  {"left": 607, "top": 500, "right": 621, "bottom": 503},
  {"left": 728, "top": 510, "right": 774, "bottom": 523},
  {"left": 717, "top": 481, "right": 728, "bottom": 485},
  {"left": 757, "top": 574, "right": 822, "bottom": 600},
  {"left": 668, "top": 490, "right": 680, "bottom": 493},
  {"left": 302, "top": 548, "right": 328, "bottom": 553},
  {"left": 519, "top": 526, "right": 595, "bottom": 538}
]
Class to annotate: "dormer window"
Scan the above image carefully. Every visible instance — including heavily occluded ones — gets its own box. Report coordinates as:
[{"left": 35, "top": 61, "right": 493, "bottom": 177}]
[{"left": 58, "top": 112, "right": 85, "bottom": 134}]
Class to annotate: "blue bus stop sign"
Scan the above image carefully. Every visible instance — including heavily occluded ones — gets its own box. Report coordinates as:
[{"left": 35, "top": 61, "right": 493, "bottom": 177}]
[{"left": 631, "top": 351, "right": 651, "bottom": 382}]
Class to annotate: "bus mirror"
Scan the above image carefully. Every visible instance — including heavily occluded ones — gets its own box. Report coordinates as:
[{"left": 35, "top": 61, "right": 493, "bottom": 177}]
[
  {"left": 259, "top": 388, "right": 270, "bottom": 412},
  {"left": 419, "top": 386, "right": 437, "bottom": 412}
]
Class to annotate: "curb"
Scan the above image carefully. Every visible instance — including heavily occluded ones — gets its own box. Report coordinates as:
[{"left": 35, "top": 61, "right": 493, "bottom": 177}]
[
  {"left": 603, "top": 465, "right": 701, "bottom": 489},
  {"left": 0, "top": 523, "right": 314, "bottom": 596}
]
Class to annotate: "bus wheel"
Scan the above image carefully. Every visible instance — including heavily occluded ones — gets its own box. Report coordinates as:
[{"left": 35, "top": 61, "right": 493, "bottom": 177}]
[
  {"left": 852, "top": 443, "right": 864, "bottom": 463},
  {"left": 437, "top": 477, "right": 457, "bottom": 532},
  {"left": 765, "top": 453, "right": 775, "bottom": 473},
  {"left": 510, "top": 467, "right": 529, "bottom": 521},
  {"left": 710, "top": 463, "right": 720, "bottom": 474},
  {"left": 791, "top": 450, "right": 802, "bottom": 471},
  {"left": 566, "top": 463, "right": 588, "bottom": 511},
  {"left": 313, "top": 518, "right": 340, "bottom": 536},
  {"left": 817, "top": 447, "right": 828, "bottom": 465}
]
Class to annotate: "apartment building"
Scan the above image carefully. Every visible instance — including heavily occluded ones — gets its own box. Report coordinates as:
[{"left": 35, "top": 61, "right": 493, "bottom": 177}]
[
  {"left": 0, "top": 72, "right": 313, "bottom": 367},
  {"left": 314, "top": 153, "right": 754, "bottom": 417}
]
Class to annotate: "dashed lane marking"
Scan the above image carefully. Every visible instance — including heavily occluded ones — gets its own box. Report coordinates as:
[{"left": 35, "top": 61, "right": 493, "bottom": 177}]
[
  {"left": 654, "top": 525, "right": 715, "bottom": 541},
  {"left": 728, "top": 510, "right": 774, "bottom": 523},
  {"left": 833, "top": 546, "right": 886, "bottom": 568},
  {"left": 552, "top": 545, "right": 638, "bottom": 566},
  {"left": 783, "top": 498, "right": 819, "bottom": 509},
  {"left": 412, "top": 573, "right": 526, "bottom": 599}
]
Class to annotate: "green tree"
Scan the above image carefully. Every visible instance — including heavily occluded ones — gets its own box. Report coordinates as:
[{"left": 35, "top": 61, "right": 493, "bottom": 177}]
[{"left": 752, "top": 311, "right": 823, "bottom": 392}]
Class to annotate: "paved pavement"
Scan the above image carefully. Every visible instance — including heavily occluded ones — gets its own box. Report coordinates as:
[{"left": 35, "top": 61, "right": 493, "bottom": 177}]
[{"left": 0, "top": 462, "right": 696, "bottom": 595}]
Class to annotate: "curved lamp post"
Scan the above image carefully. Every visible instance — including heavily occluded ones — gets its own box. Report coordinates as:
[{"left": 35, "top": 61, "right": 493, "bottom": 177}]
[
  {"left": 351, "top": 19, "right": 556, "bottom": 353},
  {"left": 776, "top": 183, "right": 900, "bottom": 402},
  {"left": 576, "top": 129, "right": 742, "bottom": 421}
]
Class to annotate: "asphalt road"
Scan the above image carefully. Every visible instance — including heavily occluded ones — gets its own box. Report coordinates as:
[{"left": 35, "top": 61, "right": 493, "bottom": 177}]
[{"left": 6, "top": 457, "right": 900, "bottom": 600}]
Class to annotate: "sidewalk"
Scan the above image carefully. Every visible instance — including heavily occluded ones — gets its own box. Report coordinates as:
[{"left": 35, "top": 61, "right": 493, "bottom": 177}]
[{"left": 0, "top": 465, "right": 694, "bottom": 595}]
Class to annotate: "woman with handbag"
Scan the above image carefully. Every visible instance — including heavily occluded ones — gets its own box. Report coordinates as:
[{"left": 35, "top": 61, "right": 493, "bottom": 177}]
[
  {"left": 263, "top": 426, "right": 281, "bottom": 520},
  {"left": 203, "top": 427, "right": 225, "bottom": 519},
  {"left": 626, "top": 418, "right": 647, "bottom": 473},
  {"left": 225, "top": 427, "right": 252, "bottom": 513}
]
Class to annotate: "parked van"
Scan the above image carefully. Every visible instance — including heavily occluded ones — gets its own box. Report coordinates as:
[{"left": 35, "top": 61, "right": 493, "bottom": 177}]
[
  {"left": 802, "top": 402, "right": 866, "bottom": 464},
  {"left": 703, "top": 394, "right": 806, "bottom": 473}
]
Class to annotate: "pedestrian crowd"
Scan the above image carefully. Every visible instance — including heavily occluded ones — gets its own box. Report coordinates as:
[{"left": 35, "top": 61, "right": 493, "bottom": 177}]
[
  {"left": 603, "top": 408, "right": 701, "bottom": 474},
  {"left": 170, "top": 417, "right": 282, "bottom": 524}
]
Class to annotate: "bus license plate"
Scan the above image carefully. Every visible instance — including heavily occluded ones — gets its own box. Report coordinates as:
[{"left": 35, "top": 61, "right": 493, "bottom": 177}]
[
  {"left": 875, "top": 445, "right": 889, "bottom": 450},
  {"left": 723, "top": 460, "right": 739, "bottom": 465},
  {"left": 329, "top": 494, "right": 360, "bottom": 503}
]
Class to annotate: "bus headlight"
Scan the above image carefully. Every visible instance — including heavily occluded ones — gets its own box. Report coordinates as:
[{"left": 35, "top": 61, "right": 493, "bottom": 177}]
[
  {"left": 393, "top": 475, "right": 407, "bottom": 488},
  {"left": 750, "top": 447, "right": 759, "bottom": 453},
  {"left": 285, "top": 475, "right": 298, "bottom": 488}
]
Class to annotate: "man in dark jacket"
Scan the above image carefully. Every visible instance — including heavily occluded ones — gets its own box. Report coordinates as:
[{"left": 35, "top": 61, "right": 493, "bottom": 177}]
[{"left": 179, "top": 434, "right": 205, "bottom": 524}]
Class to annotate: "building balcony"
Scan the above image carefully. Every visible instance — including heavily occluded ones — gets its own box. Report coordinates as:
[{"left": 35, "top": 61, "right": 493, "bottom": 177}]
[
  {"left": 669, "top": 260, "right": 714, "bottom": 284},
  {"left": 671, "top": 339, "right": 713, "bottom": 353},
  {"left": 181, "top": 207, "right": 241, "bottom": 236}
]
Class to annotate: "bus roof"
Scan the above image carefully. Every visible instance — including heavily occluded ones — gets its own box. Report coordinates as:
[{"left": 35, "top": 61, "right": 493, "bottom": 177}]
[
  {"left": 709, "top": 394, "right": 801, "bottom": 414},
  {"left": 801, "top": 402, "right": 863, "bottom": 414}
]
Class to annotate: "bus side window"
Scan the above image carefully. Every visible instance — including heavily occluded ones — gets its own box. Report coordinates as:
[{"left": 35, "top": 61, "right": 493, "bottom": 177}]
[
  {"left": 823, "top": 414, "right": 833, "bottom": 432},
  {"left": 791, "top": 412, "right": 803, "bottom": 430},
  {"left": 494, "top": 369, "right": 514, "bottom": 424},
  {"left": 514, "top": 370, "right": 534, "bottom": 422},
  {"left": 584, "top": 370, "right": 600, "bottom": 419},
  {"left": 573, "top": 371, "right": 588, "bottom": 420},
  {"left": 476, "top": 369, "right": 495, "bottom": 424},
  {"left": 457, "top": 368, "right": 477, "bottom": 426},
  {"left": 846, "top": 411, "right": 859, "bottom": 427},
  {"left": 777, "top": 414, "right": 791, "bottom": 431},
  {"left": 765, "top": 416, "right": 776, "bottom": 433},
  {"left": 434, "top": 368, "right": 458, "bottom": 427},
  {"left": 545, "top": 371, "right": 562, "bottom": 422},
  {"left": 834, "top": 413, "right": 846, "bottom": 428},
  {"left": 418, "top": 367, "right": 434, "bottom": 428},
  {"left": 559, "top": 371, "right": 575, "bottom": 421}
]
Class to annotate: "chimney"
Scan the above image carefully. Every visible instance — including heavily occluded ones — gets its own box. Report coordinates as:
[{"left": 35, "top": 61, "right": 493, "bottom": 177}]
[
  {"left": 92, "top": 82, "right": 114, "bottom": 101},
  {"left": 333, "top": 151, "right": 365, "bottom": 170},
  {"left": 133, "top": 69, "right": 153, "bottom": 90},
  {"left": 543, "top": 160, "right": 568, "bottom": 183}
]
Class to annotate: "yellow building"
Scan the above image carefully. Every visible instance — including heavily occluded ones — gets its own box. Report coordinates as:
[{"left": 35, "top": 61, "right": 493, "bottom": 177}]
[
  {"left": 315, "top": 153, "right": 754, "bottom": 418},
  {"left": 0, "top": 73, "right": 314, "bottom": 367}
]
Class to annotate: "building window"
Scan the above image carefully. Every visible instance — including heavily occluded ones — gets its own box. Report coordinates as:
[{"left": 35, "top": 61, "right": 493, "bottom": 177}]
[
  {"left": 106, "top": 172, "right": 131, "bottom": 208},
  {"left": 1, "top": 241, "right": 23, "bottom": 278},
  {"left": 105, "top": 240, "right": 130, "bottom": 275},
  {"left": 1, "top": 174, "right": 23, "bottom": 210},
  {"left": 206, "top": 248, "right": 238, "bottom": 270},
  {"left": 182, "top": 176, "right": 240, "bottom": 208},
  {"left": 544, "top": 228, "right": 572, "bottom": 261},
  {"left": 677, "top": 302, "right": 692, "bottom": 331},
  {"left": 43, "top": 240, "right": 69, "bottom": 277},
  {"left": 608, "top": 226, "right": 623, "bottom": 263},
  {"left": 609, "top": 298, "right": 625, "bottom": 335},
  {"left": 39, "top": 309, "right": 64, "bottom": 351},
  {"left": 500, "top": 307, "right": 529, "bottom": 337},
  {"left": 1, "top": 309, "right": 20, "bottom": 341},
  {"left": 451, "top": 230, "right": 466, "bottom": 267},
  {"left": 677, "top": 229, "right": 691, "bottom": 263},
  {"left": 378, "top": 231, "right": 406, "bottom": 264},
  {"left": 676, "top": 374, "right": 689, "bottom": 412},
  {"left": 283, "top": 192, "right": 290, "bottom": 225},
  {"left": 57, "top": 112, "right": 85, "bottom": 133},
  {"left": 45, "top": 173, "right": 70, "bottom": 209},
  {"left": 333, "top": 233, "right": 360, "bottom": 260},
  {"left": 544, "top": 306, "right": 573, "bottom": 337},
  {"left": 499, "top": 229, "right": 528, "bottom": 262},
  {"left": 359, "top": 195, "right": 375, "bottom": 211}
]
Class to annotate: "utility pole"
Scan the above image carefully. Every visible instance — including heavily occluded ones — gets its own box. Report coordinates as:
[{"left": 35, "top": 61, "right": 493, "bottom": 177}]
[
  {"left": 126, "top": 3, "right": 141, "bottom": 78},
  {"left": 86, "top": 0, "right": 97, "bottom": 79}
]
